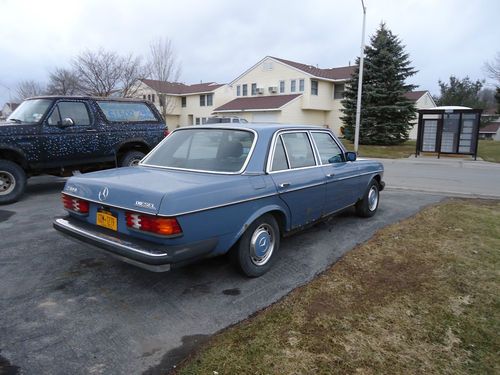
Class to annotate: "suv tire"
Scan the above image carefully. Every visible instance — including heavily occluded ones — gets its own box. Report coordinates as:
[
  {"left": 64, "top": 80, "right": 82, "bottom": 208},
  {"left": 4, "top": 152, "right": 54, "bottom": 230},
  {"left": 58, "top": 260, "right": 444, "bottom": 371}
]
[
  {"left": 120, "top": 151, "right": 145, "bottom": 167},
  {"left": 0, "top": 160, "right": 27, "bottom": 205}
]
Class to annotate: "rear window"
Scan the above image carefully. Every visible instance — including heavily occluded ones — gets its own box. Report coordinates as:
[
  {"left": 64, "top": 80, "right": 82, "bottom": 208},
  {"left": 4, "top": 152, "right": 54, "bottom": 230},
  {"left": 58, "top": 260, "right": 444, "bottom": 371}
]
[
  {"left": 142, "top": 128, "right": 255, "bottom": 173},
  {"left": 97, "top": 101, "right": 158, "bottom": 122}
]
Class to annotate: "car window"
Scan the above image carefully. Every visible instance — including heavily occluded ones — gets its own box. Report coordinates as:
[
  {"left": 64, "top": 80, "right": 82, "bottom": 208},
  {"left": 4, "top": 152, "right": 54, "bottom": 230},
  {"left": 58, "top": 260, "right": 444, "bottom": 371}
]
[
  {"left": 143, "top": 128, "right": 255, "bottom": 173},
  {"left": 281, "top": 132, "right": 316, "bottom": 168},
  {"left": 271, "top": 136, "right": 289, "bottom": 171},
  {"left": 312, "top": 132, "right": 345, "bottom": 164},
  {"left": 7, "top": 99, "right": 52, "bottom": 124},
  {"left": 97, "top": 101, "right": 157, "bottom": 122},
  {"left": 55, "top": 102, "right": 91, "bottom": 126}
]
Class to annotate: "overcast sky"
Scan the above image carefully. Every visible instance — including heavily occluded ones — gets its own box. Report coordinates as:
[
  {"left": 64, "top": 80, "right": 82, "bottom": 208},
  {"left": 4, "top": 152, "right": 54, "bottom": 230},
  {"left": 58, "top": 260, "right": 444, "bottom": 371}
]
[{"left": 0, "top": 0, "right": 499, "bottom": 104}]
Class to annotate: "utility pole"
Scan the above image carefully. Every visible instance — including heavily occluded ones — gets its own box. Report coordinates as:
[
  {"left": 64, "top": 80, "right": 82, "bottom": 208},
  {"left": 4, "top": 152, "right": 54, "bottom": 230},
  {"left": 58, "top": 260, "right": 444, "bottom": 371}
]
[{"left": 354, "top": 0, "right": 367, "bottom": 153}]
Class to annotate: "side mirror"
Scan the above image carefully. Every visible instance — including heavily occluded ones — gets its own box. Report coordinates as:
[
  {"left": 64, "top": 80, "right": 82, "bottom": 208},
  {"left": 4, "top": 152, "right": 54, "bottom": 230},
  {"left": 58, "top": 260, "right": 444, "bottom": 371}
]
[
  {"left": 345, "top": 152, "right": 357, "bottom": 162},
  {"left": 61, "top": 117, "right": 75, "bottom": 127}
]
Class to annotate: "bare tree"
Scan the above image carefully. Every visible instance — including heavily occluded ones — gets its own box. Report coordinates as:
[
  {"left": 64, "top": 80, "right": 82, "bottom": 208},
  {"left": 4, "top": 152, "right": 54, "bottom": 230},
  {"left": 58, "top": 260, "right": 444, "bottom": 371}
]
[
  {"left": 120, "top": 53, "right": 147, "bottom": 98},
  {"left": 72, "top": 49, "right": 124, "bottom": 97},
  {"left": 147, "top": 37, "right": 181, "bottom": 118},
  {"left": 484, "top": 52, "right": 500, "bottom": 84},
  {"left": 16, "top": 80, "right": 45, "bottom": 100},
  {"left": 47, "top": 67, "right": 81, "bottom": 95}
]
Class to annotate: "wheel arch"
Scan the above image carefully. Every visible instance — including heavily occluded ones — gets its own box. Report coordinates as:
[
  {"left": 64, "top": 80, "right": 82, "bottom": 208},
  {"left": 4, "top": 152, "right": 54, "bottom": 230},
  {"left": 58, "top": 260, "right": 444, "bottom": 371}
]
[
  {"left": 227, "top": 205, "right": 290, "bottom": 251},
  {"left": 115, "top": 140, "right": 151, "bottom": 162},
  {"left": 0, "top": 146, "right": 28, "bottom": 169}
]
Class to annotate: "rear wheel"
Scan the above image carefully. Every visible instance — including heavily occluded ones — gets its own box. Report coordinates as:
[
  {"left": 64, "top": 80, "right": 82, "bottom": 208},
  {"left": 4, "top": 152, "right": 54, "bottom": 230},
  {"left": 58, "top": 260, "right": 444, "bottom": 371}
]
[
  {"left": 0, "top": 160, "right": 27, "bottom": 204},
  {"left": 120, "top": 151, "right": 145, "bottom": 167},
  {"left": 355, "top": 179, "right": 379, "bottom": 218},
  {"left": 231, "top": 214, "right": 280, "bottom": 277}
]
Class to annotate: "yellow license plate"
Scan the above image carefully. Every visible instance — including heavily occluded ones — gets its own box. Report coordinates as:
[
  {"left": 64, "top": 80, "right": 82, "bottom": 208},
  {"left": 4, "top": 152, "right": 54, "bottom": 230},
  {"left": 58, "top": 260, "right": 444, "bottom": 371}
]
[{"left": 96, "top": 211, "right": 118, "bottom": 231}]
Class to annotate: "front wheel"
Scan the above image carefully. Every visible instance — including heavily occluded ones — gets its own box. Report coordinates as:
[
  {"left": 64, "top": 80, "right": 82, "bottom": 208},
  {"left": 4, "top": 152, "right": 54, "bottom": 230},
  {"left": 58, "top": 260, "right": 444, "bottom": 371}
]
[
  {"left": 355, "top": 179, "right": 380, "bottom": 218},
  {"left": 0, "top": 160, "right": 27, "bottom": 205},
  {"left": 120, "top": 151, "right": 145, "bottom": 167},
  {"left": 231, "top": 214, "right": 280, "bottom": 277}
]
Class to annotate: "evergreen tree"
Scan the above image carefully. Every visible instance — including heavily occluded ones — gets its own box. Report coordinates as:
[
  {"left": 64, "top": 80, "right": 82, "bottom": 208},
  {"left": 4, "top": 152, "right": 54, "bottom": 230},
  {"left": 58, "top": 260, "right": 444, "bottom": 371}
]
[
  {"left": 435, "top": 76, "right": 485, "bottom": 108},
  {"left": 341, "top": 23, "right": 417, "bottom": 145},
  {"left": 496, "top": 87, "right": 500, "bottom": 113}
]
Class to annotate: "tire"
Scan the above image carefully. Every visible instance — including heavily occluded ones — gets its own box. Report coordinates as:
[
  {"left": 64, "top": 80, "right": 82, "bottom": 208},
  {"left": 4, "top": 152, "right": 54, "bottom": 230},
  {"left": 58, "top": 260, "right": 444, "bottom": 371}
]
[
  {"left": 355, "top": 179, "right": 380, "bottom": 218},
  {"left": 120, "top": 151, "right": 145, "bottom": 167},
  {"left": 231, "top": 214, "right": 280, "bottom": 277},
  {"left": 0, "top": 160, "right": 27, "bottom": 205}
]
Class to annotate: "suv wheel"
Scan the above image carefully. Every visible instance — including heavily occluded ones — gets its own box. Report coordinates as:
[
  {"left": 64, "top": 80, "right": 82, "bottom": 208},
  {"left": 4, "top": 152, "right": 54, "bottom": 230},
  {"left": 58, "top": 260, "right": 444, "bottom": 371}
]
[
  {"left": 0, "top": 160, "right": 27, "bottom": 204},
  {"left": 120, "top": 151, "right": 145, "bottom": 167}
]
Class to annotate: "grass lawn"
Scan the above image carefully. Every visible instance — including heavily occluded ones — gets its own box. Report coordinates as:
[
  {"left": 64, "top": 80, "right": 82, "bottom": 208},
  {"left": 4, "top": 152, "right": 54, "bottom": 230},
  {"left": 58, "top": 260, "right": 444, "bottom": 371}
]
[
  {"left": 478, "top": 140, "right": 500, "bottom": 163},
  {"left": 341, "top": 139, "right": 500, "bottom": 162},
  {"left": 176, "top": 200, "right": 500, "bottom": 375}
]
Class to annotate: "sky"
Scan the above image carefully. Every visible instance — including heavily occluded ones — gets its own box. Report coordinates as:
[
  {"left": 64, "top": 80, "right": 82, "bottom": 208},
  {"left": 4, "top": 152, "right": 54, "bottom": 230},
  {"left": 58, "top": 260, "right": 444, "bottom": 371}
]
[{"left": 0, "top": 0, "right": 499, "bottom": 105}]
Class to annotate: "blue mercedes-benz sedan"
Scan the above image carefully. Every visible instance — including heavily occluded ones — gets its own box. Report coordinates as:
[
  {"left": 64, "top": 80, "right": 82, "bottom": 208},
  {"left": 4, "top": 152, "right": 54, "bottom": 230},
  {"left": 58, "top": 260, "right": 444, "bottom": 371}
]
[{"left": 53, "top": 124, "right": 384, "bottom": 277}]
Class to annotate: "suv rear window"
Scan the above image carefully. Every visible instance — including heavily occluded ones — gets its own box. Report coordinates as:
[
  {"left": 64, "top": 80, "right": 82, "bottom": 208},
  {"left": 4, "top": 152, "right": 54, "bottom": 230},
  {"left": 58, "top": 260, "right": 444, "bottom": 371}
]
[{"left": 97, "top": 101, "right": 157, "bottom": 123}]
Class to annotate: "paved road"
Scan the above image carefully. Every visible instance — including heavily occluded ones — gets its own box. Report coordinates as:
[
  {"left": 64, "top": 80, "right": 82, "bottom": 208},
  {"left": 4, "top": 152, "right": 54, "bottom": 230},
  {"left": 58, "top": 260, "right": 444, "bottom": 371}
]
[
  {"left": 0, "top": 176, "right": 444, "bottom": 375},
  {"left": 372, "top": 157, "right": 500, "bottom": 198}
]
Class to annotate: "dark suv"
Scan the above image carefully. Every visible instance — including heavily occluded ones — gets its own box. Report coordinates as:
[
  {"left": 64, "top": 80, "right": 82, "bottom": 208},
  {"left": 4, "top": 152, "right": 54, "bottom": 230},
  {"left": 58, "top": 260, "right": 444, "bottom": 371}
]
[{"left": 0, "top": 96, "right": 167, "bottom": 204}]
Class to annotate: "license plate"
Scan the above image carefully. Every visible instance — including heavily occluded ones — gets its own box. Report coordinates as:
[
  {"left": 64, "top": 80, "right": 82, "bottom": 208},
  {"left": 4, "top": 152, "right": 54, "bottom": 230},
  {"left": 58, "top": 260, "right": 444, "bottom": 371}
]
[{"left": 96, "top": 211, "right": 118, "bottom": 231}]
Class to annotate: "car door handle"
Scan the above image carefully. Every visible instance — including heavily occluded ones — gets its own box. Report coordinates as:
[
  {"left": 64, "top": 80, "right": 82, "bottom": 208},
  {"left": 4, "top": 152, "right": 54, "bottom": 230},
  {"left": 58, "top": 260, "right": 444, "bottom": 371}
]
[
  {"left": 326, "top": 173, "right": 335, "bottom": 178},
  {"left": 279, "top": 183, "right": 290, "bottom": 188}
]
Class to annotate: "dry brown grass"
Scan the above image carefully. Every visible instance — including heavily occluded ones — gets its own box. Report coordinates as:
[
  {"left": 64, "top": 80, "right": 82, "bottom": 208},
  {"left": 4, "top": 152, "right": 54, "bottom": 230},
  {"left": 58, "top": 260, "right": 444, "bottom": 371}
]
[{"left": 176, "top": 200, "right": 500, "bottom": 375}]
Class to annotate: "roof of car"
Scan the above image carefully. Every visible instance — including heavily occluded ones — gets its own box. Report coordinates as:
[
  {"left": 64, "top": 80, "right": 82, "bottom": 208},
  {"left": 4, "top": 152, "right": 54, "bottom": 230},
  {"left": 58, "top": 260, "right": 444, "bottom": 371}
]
[{"left": 27, "top": 95, "right": 151, "bottom": 102}]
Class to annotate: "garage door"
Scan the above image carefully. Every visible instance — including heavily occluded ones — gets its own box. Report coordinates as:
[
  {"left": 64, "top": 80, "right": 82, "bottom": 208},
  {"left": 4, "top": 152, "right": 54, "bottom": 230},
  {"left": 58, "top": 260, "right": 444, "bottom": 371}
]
[{"left": 252, "top": 112, "right": 279, "bottom": 123}]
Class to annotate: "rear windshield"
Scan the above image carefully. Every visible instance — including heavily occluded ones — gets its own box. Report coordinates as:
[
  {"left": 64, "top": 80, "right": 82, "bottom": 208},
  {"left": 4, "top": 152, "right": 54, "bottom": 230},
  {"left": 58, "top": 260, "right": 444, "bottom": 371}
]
[
  {"left": 97, "top": 101, "right": 158, "bottom": 122},
  {"left": 142, "top": 128, "right": 255, "bottom": 173}
]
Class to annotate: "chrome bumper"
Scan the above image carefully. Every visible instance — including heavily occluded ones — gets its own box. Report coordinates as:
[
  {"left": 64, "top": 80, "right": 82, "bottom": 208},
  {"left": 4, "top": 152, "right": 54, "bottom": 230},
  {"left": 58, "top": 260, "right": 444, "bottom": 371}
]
[{"left": 53, "top": 216, "right": 218, "bottom": 272}]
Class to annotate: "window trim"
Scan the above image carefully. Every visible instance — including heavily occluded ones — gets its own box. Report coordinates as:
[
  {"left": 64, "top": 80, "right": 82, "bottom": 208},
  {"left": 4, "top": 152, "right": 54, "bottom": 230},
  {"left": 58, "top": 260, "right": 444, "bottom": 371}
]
[
  {"left": 140, "top": 126, "right": 259, "bottom": 175},
  {"left": 279, "top": 80, "right": 285, "bottom": 93},
  {"left": 290, "top": 79, "right": 297, "bottom": 93},
  {"left": 46, "top": 99, "right": 93, "bottom": 127},
  {"left": 266, "top": 130, "right": 321, "bottom": 173},
  {"left": 311, "top": 80, "right": 319, "bottom": 96},
  {"left": 242, "top": 84, "right": 248, "bottom": 96}
]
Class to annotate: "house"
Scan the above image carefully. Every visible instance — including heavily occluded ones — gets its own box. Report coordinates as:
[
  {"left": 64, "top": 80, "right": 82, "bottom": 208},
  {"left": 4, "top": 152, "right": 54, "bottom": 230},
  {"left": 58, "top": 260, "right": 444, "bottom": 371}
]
[
  {"left": 134, "top": 79, "right": 230, "bottom": 128},
  {"left": 404, "top": 90, "right": 437, "bottom": 139},
  {"left": 479, "top": 121, "right": 500, "bottom": 140},
  {"left": 213, "top": 56, "right": 355, "bottom": 135},
  {"left": 132, "top": 56, "right": 434, "bottom": 139},
  {"left": 0, "top": 102, "right": 20, "bottom": 120}
]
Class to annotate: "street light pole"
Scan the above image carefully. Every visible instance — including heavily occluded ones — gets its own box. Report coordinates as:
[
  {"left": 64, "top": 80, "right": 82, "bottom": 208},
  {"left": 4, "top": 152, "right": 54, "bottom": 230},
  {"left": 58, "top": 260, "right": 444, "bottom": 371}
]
[{"left": 354, "top": 0, "right": 366, "bottom": 153}]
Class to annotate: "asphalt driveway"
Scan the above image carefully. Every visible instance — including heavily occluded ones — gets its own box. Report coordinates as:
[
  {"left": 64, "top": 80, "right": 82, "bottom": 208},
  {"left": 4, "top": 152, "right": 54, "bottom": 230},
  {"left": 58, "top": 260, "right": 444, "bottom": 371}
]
[{"left": 0, "top": 176, "right": 444, "bottom": 374}]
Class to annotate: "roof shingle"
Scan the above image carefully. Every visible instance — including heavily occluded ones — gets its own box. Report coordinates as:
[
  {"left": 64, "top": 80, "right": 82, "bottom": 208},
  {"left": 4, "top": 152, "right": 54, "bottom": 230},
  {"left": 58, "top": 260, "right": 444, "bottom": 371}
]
[
  {"left": 214, "top": 94, "right": 302, "bottom": 112},
  {"left": 271, "top": 57, "right": 355, "bottom": 80},
  {"left": 141, "top": 79, "right": 224, "bottom": 95}
]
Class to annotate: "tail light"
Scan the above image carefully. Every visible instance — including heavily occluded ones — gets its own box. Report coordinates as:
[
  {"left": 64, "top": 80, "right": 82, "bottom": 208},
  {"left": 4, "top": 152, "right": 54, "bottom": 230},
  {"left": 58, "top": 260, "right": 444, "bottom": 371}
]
[
  {"left": 62, "top": 193, "right": 89, "bottom": 215},
  {"left": 164, "top": 127, "right": 170, "bottom": 137},
  {"left": 125, "top": 212, "right": 182, "bottom": 237}
]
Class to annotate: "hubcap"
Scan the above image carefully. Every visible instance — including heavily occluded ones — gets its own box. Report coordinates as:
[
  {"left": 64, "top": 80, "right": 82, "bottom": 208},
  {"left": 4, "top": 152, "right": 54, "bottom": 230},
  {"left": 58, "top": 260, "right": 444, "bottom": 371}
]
[
  {"left": 129, "top": 159, "right": 141, "bottom": 166},
  {"left": 0, "top": 171, "right": 16, "bottom": 196},
  {"left": 368, "top": 186, "right": 379, "bottom": 211},
  {"left": 250, "top": 223, "right": 276, "bottom": 266}
]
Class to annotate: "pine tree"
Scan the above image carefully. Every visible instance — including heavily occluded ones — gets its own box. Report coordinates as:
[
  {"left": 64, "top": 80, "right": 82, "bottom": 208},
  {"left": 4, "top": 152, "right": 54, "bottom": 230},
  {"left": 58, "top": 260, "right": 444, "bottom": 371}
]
[{"left": 341, "top": 23, "right": 417, "bottom": 145}]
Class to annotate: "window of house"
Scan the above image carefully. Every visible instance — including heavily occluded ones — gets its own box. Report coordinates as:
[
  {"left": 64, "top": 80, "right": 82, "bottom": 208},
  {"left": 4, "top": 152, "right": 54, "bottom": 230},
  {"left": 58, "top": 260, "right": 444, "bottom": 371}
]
[
  {"left": 200, "top": 94, "right": 206, "bottom": 106},
  {"left": 151, "top": 94, "right": 155, "bottom": 103},
  {"left": 334, "top": 83, "right": 345, "bottom": 99},
  {"left": 236, "top": 85, "right": 241, "bottom": 96},
  {"left": 279, "top": 80, "right": 285, "bottom": 93},
  {"left": 242, "top": 84, "right": 248, "bottom": 96},
  {"left": 147, "top": 94, "right": 151, "bottom": 101},
  {"left": 251, "top": 83, "right": 257, "bottom": 96},
  {"left": 291, "top": 80, "right": 296, "bottom": 93},
  {"left": 143, "top": 95, "right": 146, "bottom": 99},
  {"left": 311, "top": 80, "right": 318, "bottom": 96},
  {"left": 299, "top": 79, "right": 305, "bottom": 92},
  {"left": 181, "top": 96, "right": 186, "bottom": 107},
  {"left": 195, "top": 117, "right": 200, "bottom": 125},
  {"left": 206, "top": 93, "right": 213, "bottom": 106}
]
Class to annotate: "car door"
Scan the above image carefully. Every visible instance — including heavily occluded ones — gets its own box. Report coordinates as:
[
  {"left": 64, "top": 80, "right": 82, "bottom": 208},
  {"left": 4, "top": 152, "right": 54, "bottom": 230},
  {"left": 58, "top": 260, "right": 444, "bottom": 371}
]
[
  {"left": 41, "top": 100, "right": 100, "bottom": 166},
  {"left": 310, "top": 131, "right": 360, "bottom": 214},
  {"left": 268, "top": 131, "right": 326, "bottom": 229}
]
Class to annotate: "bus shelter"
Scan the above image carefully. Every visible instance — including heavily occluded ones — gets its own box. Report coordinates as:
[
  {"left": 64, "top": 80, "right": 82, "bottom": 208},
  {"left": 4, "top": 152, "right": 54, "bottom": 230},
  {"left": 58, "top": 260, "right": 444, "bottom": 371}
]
[{"left": 415, "top": 107, "right": 482, "bottom": 160}]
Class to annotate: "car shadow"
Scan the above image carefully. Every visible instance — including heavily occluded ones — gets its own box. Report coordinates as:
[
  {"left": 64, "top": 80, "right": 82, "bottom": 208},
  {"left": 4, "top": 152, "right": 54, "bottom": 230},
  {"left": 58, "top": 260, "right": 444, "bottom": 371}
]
[{"left": 25, "top": 176, "right": 67, "bottom": 196}]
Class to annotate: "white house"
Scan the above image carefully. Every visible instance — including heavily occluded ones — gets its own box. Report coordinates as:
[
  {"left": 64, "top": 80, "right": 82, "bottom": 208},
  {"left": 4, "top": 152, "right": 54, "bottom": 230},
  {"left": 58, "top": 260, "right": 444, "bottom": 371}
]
[{"left": 404, "top": 90, "right": 437, "bottom": 139}]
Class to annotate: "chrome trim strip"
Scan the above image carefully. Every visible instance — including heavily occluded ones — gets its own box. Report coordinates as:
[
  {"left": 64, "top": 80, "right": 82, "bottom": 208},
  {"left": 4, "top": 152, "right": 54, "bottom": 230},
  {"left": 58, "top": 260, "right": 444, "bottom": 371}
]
[
  {"left": 54, "top": 218, "right": 169, "bottom": 257},
  {"left": 62, "top": 192, "right": 157, "bottom": 215},
  {"left": 279, "top": 181, "right": 325, "bottom": 193},
  {"left": 140, "top": 126, "right": 258, "bottom": 175},
  {"left": 332, "top": 170, "right": 383, "bottom": 181}
]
